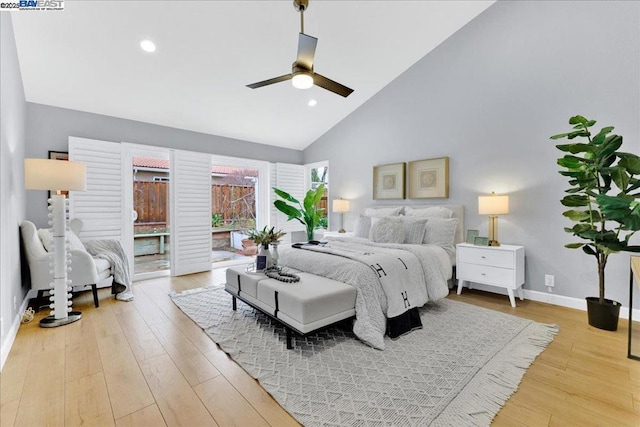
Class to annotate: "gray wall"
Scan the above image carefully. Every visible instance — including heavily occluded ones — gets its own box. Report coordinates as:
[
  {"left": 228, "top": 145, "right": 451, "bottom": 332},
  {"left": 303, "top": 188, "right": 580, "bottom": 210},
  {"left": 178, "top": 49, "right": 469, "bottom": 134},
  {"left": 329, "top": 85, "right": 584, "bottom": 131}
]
[
  {"left": 304, "top": 1, "right": 640, "bottom": 306},
  {"left": 25, "top": 103, "right": 303, "bottom": 226},
  {"left": 0, "top": 13, "right": 27, "bottom": 365}
]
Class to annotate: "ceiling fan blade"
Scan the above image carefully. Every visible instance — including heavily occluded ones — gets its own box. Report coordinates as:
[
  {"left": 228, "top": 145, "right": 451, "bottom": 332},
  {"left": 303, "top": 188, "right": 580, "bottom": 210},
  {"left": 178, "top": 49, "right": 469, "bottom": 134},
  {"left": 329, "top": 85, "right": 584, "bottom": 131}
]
[
  {"left": 247, "top": 74, "right": 293, "bottom": 89},
  {"left": 313, "top": 73, "right": 354, "bottom": 98},
  {"left": 296, "top": 33, "right": 317, "bottom": 70}
]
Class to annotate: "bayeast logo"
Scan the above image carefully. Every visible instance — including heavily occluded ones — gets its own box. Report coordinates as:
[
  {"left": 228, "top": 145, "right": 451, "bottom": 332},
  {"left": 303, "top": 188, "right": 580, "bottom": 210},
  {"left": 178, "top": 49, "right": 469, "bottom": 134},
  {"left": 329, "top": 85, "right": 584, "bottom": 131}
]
[{"left": 0, "top": 0, "right": 64, "bottom": 10}]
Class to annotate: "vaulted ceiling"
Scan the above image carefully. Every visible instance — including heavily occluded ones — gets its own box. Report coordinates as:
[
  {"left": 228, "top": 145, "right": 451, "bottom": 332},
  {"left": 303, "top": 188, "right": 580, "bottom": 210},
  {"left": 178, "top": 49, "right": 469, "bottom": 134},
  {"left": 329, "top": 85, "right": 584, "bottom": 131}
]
[{"left": 12, "top": 1, "right": 494, "bottom": 150}]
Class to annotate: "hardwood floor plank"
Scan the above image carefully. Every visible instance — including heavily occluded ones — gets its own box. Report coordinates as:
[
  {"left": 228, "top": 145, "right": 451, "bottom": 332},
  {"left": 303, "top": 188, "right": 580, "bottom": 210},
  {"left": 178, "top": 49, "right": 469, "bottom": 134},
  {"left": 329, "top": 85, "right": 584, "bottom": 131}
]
[
  {"left": 65, "top": 371, "right": 114, "bottom": 426},
  {"left": 139, "top": 353, "right": 218, "bottom": 426},
  {"left": 129, "top": 286, "right": 171, "bottom": 326},
  {"left": 113, "top": 302, "right": 166, "bottom": 362},
  {"left": 13, "top": 348, "right": 65, "bottom": 426},
  {"left": 95, "top": 332, "right": 155, "bottom": 419},
  {"left": 194, "top": 375, "right": 270, "bottom": 427},
  {"left": 115, "top": 404, "right": 167, "bottom": 427},
  {"left": 0, "top": 323, "right": 36, "bottom": 404},
  {"left": 492, "top": 397, "right": 551, "bottom": 427},
  {"left": 0, "top": 399, "right": 19, "bottom": 427},
  {"left": 203, "top": 349, "right": 300, "bottom": 427},
  {"left": 65, "top": 315, "right": 104, "bottom": 383},
  {"left": 149, "top": 320, "right": 221, "bottom": 386},
  {"left": 527, "top": 362, "right": 634, "bottom": 412}
]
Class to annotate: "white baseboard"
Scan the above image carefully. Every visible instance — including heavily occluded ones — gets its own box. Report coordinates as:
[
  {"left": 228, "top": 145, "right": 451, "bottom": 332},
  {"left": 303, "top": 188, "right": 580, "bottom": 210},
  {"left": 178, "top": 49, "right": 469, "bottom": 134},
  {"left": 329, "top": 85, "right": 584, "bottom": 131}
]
[
  {"left": 461, "top": 283, "right": 640, "bottom": 320},
  {"left": 0, "top": 292, "right": 33, "bottom": 372}
]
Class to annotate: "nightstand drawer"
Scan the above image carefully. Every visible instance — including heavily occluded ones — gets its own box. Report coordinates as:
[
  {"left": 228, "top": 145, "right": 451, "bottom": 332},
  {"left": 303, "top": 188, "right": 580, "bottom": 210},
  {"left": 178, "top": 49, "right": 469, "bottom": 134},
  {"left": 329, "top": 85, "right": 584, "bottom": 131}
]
[
  {"left": 457, "top": 263, "right": 514, "bottom": 288},
  {"left": 458, "top": 247, "right": 513, "bottom": 269}
]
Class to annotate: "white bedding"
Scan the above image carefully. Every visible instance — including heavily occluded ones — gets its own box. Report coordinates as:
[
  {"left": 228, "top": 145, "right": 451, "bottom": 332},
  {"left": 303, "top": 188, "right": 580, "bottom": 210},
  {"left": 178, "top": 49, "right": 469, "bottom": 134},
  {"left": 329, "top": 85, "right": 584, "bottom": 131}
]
[{"left": 278, "top": 236, "right": 451, "bottom": 349}]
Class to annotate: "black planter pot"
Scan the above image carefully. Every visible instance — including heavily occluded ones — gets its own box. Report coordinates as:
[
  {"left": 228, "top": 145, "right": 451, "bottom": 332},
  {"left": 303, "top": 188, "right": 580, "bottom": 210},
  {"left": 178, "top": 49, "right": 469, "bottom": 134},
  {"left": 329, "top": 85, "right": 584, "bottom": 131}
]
[{"left": 586, "top": 297, "right": 621, "bottom": 331}]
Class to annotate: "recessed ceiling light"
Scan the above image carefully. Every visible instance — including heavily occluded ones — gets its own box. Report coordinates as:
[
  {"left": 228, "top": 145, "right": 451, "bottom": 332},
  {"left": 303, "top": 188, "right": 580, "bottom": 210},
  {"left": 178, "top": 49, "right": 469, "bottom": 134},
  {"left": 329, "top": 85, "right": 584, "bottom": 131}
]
[
  {"left": 308, "top": 99, "right": 318, "bottom": 107},
  {"left": 140, "top": 39, "right": 156, "bottom": 53}
]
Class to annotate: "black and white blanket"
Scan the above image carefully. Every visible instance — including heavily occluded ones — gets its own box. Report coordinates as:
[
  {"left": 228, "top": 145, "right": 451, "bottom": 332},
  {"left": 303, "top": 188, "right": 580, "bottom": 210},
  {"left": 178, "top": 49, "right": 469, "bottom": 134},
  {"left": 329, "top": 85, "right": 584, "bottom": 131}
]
[
  {"left": 293, "top": 242, "right": 423, "bottom": 338},
  {"left": 280, "top": 237, "right": 450, "bottom": 349}
]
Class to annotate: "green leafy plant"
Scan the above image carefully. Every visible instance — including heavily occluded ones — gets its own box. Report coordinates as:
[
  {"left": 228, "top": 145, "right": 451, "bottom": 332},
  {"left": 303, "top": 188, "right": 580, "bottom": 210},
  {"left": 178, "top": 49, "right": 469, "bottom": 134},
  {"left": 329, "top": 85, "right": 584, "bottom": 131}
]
[
  {"left": 551, "top": 115, "right": 640, "bottom": 303},
  {"left": 273, "top": 184, "right": 325, "bottom": 241},
  {"left": 245, "top": 226, "right": 286, "bottom": 247},
  {"left": 317, "top": 215, "right": 328, "bottom": 230},
  {"left": 211, "top": 213, "right": 224, "bottom": 228}
]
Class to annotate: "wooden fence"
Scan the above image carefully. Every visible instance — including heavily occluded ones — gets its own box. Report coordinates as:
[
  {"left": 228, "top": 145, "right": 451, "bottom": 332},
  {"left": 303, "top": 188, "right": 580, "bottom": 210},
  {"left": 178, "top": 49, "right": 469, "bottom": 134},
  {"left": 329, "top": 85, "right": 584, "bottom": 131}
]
[
  {"left": 134, "top": 182, "right": 168, "bottom": 224},
  {"left": 133, "top": 182, "right": 256, "bottom": 226},
  {"left": 211, "top": 185, "right": 255, "bottom": 221}
]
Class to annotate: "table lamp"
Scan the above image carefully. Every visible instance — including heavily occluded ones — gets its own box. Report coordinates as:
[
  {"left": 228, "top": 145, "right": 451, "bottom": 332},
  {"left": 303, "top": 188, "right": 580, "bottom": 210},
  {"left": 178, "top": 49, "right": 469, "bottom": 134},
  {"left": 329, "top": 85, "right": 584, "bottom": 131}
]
[
  {"left": 332, "top": 198, "right": 350, "bottom": 233},
  {"left": 478, "top": 192, "right": 509, "bottom": 247},
  {"left": 25, "top": 158, "right": 87, "bottom": 327}
]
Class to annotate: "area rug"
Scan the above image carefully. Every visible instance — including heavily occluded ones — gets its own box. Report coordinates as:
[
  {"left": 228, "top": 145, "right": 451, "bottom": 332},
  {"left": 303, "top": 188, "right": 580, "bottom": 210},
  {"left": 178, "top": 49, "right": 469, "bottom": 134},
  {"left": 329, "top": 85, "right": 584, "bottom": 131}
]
[{"left": 170, "top": 286, "right": 558, "bottom": 427}]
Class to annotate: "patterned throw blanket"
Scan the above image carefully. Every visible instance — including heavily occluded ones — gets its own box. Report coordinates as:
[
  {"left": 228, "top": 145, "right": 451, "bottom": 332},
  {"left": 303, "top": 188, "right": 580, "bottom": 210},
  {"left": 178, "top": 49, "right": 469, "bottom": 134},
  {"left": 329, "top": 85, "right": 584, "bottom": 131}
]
[
  {"left": 83, "top": 239, "right": 134, "bottom": 302},
  {"left": 280, "top": 237, "right": 450, "bottom": 349},
  {"left": 293, "top": 242, "right": 423, "bottom": 338}
]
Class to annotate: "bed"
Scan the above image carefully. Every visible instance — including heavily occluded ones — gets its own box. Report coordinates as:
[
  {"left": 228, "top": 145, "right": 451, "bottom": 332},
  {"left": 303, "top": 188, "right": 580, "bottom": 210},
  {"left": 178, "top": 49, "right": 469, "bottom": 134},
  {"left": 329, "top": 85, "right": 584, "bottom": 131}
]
[{"left": 278, "top": 204, "right": 464, "bottom": 349}]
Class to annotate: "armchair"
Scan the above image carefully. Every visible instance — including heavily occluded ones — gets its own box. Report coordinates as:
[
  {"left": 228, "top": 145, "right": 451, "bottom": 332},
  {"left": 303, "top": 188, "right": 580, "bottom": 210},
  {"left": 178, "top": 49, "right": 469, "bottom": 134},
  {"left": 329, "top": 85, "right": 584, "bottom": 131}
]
[{"left": 20, "top": 219, "right": 113, "bottom": 311}]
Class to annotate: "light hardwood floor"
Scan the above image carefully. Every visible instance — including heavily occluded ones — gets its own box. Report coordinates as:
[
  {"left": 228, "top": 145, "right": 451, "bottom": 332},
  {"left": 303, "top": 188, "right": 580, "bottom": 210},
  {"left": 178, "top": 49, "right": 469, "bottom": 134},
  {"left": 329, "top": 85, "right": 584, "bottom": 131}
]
[{"left": 1, "top": 269, "right": 638, "bottom": 426}]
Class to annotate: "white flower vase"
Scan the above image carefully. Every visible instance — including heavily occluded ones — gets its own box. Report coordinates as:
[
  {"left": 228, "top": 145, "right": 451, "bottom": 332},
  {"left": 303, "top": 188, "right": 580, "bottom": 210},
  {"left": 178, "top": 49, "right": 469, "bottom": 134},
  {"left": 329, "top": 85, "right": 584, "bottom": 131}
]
[{"left": 270, "top": 241, "right": 280, "bottom": 269}]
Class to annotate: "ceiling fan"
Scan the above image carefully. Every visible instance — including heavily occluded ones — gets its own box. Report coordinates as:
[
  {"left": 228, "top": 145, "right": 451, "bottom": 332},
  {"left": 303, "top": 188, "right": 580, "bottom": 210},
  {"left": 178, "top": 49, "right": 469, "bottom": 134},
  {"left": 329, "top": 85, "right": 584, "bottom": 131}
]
[{"left": 246, "top": 0, "right": 354, "bottom": 98}]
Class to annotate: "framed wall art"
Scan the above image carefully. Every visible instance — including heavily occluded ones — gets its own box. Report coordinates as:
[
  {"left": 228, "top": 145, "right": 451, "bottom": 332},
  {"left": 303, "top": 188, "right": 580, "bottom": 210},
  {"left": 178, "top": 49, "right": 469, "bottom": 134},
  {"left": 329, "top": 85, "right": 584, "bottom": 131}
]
[
  {"left": 48, "top": 151, "right": 68, "bottom": 161},
  {"left": 373, "top": 162, "right": 405, "bottom": 200},
  {"left": 408, "top": 156, "right": 449, "bottom": 199}
]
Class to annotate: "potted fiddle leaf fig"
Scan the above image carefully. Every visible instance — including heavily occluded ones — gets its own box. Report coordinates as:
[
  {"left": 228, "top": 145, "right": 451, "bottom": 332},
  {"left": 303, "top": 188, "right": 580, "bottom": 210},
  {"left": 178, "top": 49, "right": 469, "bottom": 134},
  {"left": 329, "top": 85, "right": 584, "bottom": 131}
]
[
  {"left": 551, "top": 115, "right": 640, "bottom": 331},
  {"left": 273, "top": 184, "right": 325, "bottom": 242}
]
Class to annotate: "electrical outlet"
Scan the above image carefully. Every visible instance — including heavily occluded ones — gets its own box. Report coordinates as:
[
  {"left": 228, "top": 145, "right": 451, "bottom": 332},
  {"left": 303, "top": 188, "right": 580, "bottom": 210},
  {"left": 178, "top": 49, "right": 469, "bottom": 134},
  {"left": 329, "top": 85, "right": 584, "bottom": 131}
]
[{"left": 545, "top": 274, "right": 555, "bottom": 288}]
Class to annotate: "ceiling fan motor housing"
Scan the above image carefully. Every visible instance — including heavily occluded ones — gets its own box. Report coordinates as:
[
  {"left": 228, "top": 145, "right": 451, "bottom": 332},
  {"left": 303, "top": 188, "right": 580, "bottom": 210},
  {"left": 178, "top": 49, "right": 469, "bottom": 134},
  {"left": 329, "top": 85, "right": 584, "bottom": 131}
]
[{"left": 294, "top": 0, "right": 309, "bottom": 12}]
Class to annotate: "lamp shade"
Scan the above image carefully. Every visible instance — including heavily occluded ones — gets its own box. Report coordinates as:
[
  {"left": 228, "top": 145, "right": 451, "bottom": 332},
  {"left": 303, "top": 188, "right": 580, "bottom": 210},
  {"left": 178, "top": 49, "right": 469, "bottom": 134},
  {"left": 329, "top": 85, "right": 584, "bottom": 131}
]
[
  {"left": 478, "top": 193, "right": 509, "bottom": 215},
  {"left": 25, "top": 159, "right": 87, "bottom": 191},
  {"left": 332, "top": 199, "right": 350, "bottom": 213}
]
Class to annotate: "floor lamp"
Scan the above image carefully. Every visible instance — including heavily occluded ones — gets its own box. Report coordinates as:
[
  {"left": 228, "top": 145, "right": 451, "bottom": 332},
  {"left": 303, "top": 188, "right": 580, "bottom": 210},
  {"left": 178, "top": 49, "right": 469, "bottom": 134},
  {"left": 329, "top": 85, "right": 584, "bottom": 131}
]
[{"left": 25, "top": 158, "right": 87, "bottom": 328}]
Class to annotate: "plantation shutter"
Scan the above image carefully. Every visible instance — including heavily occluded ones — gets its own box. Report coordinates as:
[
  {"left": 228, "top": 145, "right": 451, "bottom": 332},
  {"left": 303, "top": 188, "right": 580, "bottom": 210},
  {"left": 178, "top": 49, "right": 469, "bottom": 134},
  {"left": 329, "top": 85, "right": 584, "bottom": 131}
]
[
  {"left": 68, "top": 137, "right": 126, "bottom": 242},
  {"left": 170, "top": 150, "right": 212, "bottom": 276},
  {"left": 271, "top": 163, "right": 307, "bottom": 235}
]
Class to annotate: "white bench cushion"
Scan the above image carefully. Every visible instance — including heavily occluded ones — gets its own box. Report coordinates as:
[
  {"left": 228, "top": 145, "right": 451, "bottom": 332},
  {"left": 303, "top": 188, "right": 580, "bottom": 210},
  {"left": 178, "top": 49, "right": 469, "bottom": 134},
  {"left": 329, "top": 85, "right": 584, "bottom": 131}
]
[
  {"left": 257, "top": 273, "right": 356, "bottom": 333},
  {"left": 226, "top": 266, "right": 265, "bottom": 299}
]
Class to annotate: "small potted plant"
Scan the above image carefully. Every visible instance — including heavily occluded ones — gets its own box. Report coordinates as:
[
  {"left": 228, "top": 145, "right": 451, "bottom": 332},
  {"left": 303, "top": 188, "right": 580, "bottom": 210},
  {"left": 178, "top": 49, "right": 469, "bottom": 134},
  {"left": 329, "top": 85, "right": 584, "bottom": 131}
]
[
  {"left": 551, "top": 115, "right": 640, "bottom": 330},
  {"left": 273, "top": 184, "right": 325, "bottom": 242},
  {"left": 245, "top": 226, "right": 286, "bottom": 270}
]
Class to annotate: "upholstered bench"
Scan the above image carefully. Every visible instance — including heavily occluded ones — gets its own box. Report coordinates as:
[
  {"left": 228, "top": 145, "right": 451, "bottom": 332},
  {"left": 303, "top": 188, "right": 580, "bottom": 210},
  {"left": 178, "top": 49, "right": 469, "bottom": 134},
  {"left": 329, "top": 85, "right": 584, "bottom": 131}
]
[{"left": 225, "top": 266, "right": 356, "bottom": 349}]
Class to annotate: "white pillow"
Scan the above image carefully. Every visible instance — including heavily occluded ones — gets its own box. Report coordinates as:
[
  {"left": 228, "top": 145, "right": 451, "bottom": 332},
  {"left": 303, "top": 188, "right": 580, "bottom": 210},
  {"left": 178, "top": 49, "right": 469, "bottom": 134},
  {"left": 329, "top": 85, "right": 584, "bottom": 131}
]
[
  {"left": 364, "top": 206, "right": 403, "bottom": 217},
  {"left": 423, "top": 218, "right": 459, "bottom": 250},
  {"left": 369, "top": 217, "right": 405, "bottom": 244},
  {"left": 404, "top": 206, "right": 453, "bottom": 219},
  {"left": 68, "top": 230, "right": 86, "bottom": 252},
  {"left": 38, "top": 228, "right": 86, "bottom": 252},
  {"left": 401, "top": 217, "right": 428, "bottom": 245},
  {"left": 37, "top": 228, "right": 54, "bottom": 252},
  {"left": 354, "top": 214, "right": 372, "bottom": 238}
]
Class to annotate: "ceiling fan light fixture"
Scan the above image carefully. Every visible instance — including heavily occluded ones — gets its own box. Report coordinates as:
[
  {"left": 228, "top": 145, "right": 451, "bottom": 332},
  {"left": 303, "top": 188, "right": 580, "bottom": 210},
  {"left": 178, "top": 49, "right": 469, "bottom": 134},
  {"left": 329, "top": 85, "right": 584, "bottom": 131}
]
[
  {"left": 292, "top": 72, "right": 313, "bottom": 89},
  {"left": 139, "top": 39, "right": 156, "bottom": 53}
]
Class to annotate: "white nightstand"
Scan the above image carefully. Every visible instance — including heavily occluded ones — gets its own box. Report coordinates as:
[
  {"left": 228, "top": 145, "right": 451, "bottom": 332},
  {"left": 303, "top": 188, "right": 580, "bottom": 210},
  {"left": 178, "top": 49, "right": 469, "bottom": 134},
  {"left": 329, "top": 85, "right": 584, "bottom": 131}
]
[
  {"left": 323, "top": 231, "right": 354, "bottom": 238},
  {"left": 456, "top": 243, "right": 525, "bottom": 307}
]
